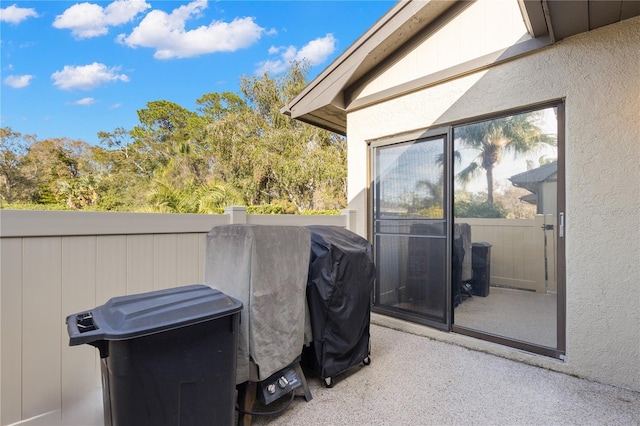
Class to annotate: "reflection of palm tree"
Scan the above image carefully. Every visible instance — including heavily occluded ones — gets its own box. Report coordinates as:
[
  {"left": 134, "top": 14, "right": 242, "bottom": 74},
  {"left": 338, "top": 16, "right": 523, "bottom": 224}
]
[
  {"left": 454, "top": 112, "right": 555, "bottom": 204},
  {"left": 415, "top": 178, "right": 443, "bottom": 207}
]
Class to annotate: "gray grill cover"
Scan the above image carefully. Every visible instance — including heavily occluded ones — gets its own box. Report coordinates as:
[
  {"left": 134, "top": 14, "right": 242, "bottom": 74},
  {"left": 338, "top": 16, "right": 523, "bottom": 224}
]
[{"left": 204, "top": 225, "right": 311, "bottom": 384}]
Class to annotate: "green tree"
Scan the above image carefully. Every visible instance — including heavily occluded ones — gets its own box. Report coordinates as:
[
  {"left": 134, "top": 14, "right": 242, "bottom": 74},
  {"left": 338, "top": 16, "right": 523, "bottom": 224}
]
[
  {"left": 56, "top": 176, "right": 99, "bottom": 209},
  {"left": 196, "top": 91, "right": 256, "bottom": 198},
  {"left": 23, "top": 137, "right": 98, "bottom": 207},
  {"left": 95, "top": 128, "right": 149, "bottom": 210},
  {"left": 454, "top": 112, "right": 555, "bottom": 204},
  {"left": 96, "top": 102, "right": 213, "bottom": 210},
  {"left": 147, "top": 178, "right": 240, "bottom": 213},
  {"left": 0, "top": 127, "right": 37, "bottom": 203},
  {"left": 235, "top": 61, "right": 347, "bottom": 210},
  {"left": 91, "top": 62, "right": 346, "bottom": 213},
  {"left": 130, "top": 100, "right": 207, "bottom": 180}
]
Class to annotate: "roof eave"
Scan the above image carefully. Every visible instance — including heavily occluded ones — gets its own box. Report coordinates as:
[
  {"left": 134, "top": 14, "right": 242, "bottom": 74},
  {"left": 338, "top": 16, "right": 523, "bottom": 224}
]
[
  {"left": 284, "top": 0, "right": 640, "bottom": 134},
  {"left": 281, "top": 0, "right": 459, "bottom": 135}
]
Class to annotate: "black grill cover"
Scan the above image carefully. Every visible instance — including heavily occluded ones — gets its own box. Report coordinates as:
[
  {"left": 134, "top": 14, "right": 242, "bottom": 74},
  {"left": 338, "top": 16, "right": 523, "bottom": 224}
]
[{"left": 304, "top": 225, "right": 375, "bottom": 380}]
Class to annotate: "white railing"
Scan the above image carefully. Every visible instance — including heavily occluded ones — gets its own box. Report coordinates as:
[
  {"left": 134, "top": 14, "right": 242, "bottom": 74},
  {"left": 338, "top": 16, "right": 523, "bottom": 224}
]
[{"left": 0, "top": 207, "right": 354, "bottom": 426}]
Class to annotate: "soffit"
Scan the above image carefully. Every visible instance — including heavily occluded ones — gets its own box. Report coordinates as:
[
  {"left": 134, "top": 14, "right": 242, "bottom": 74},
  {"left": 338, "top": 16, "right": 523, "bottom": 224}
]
[
  {"left": 282, "top": 0, "right": 459, "bottom": 134},
  {"left": 520, "top": 0, "right": 640, "bottom": 42},
  {"left": 284, "top": 0, "right": 640, "bottom": 135}
]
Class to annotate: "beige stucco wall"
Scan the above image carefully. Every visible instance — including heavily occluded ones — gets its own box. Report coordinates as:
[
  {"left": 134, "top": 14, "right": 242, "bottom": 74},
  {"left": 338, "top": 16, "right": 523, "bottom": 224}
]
[
  {"left": 359, "top": 0, "right": 530, "bottom": 98},
  {"left": 346, "top": 16, "right": 640, "bottom": 391}
]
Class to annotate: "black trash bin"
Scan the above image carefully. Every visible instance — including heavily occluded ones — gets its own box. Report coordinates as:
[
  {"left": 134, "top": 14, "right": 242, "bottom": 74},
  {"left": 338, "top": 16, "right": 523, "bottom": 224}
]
[
  {"left": 471, "top": 242, "right": 492, "bottom": 297},
  {"left": 66, "top": 284, "right": 242, "bottom": 426}
]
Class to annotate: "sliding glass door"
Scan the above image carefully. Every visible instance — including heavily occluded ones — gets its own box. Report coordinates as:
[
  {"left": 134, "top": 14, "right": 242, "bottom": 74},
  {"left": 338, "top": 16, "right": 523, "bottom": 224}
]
[
  {"left": 370, "top": 103, "right": 565, "bottom": 358},
  {"left": 371, "top": 130, "right": 451, "bottom": 329},
  {"left": 451, "top": 105, "right": 565, "bottom": 357}
]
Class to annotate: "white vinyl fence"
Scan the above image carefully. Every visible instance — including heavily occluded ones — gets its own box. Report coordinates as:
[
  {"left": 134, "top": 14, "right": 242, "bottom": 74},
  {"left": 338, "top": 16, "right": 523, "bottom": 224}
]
[
  {"left": 0, "top": 208, "right": 552, "bottom": 425},
  {"left": 0, "top": 208, "right": 354, "bottom": 426}
]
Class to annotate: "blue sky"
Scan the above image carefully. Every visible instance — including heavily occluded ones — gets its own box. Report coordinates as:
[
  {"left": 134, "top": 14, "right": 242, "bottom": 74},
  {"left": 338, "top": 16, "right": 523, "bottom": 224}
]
[{"left": 1, "top": 0, "right": 394, "bottom": 145}]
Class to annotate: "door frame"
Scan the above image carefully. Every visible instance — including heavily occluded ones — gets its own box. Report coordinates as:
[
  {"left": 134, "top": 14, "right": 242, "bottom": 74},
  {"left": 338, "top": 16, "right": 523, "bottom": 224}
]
[
  {"left": 367, "top": 100, "right": 566, "bottom": 359},
  {"left": 369, "top": 126, "right": 453, "bottom": 331}
]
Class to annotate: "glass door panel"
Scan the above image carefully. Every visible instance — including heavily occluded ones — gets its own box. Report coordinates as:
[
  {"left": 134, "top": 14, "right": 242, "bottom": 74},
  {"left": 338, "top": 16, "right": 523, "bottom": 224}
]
[
  {"left": 451, "top": 106, "right": 562, "bottom": 354},
  {"left": 372, "top": 134, "right": 450, "bottom": 328}
]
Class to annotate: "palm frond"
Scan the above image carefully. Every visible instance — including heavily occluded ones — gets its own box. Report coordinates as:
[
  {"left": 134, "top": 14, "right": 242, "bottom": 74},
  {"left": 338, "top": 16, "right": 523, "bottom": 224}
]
[{"left": 457, "top": 162, "right": 481, "bottom": 185}]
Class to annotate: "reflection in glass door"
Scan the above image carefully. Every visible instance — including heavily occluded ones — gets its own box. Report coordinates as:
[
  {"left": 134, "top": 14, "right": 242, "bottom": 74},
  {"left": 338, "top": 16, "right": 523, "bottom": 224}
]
[
  {"left": 451, "top": 105, "right": 564, "bottom": 357},
  {"left": 372, "top": 132, "right": 450, "bottom": 329}
]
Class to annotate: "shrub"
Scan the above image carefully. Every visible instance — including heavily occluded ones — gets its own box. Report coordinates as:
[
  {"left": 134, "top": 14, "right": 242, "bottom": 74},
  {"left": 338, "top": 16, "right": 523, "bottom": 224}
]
[{"left": 454, "top": 200, "right": 507, "bottom": 218}]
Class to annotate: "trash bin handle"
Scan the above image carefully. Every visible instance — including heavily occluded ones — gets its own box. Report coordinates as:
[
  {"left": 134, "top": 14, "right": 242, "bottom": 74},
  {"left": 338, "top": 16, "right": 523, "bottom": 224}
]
[
  {"left": 67, "top": 315, "right": 81, "bottom": 337},
  {"left": 66, "top": 312, "right": 103, "bottom": 346}
]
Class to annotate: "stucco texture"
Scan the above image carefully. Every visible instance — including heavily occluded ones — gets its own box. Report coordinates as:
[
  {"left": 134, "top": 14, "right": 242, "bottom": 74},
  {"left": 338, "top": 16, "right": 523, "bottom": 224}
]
[{"left": 347, "top": 16, "right": 640, "bottom": 391}]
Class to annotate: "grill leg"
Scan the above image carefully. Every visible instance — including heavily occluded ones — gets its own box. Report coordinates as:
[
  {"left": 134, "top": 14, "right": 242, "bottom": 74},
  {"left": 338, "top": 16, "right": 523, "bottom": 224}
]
[
  {"left": 294, "top": 362, "right": 313, "bottom": 402},
  {"left": 237, "top": 382, "right": 256, "bottom": 426}
]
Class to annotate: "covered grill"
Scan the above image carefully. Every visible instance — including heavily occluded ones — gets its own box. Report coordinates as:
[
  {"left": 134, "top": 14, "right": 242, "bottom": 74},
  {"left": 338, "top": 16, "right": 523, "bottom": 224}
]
[
  {"left": 304, "top": 225, "right": 374, "bottom": 388},
  {"left": 203, "top": 224, "right": 312, "bottom": 385}
]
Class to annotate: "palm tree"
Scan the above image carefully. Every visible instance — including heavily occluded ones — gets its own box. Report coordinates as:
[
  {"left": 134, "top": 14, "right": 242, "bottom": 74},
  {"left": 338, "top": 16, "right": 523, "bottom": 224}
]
[
  {"left": 454, "top": 112, "right": 555, "bottom": 204},
  {"left": 147, "top": 178, "right": 241, "bottom": 213}
]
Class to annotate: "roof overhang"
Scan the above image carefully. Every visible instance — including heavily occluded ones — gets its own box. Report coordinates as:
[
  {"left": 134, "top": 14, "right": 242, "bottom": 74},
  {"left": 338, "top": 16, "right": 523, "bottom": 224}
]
[
  {"left": 283, "top": 0, "right": 640, "bottom": 136},
  {"left": 281, "top": 0, "right": 460, "bottom": 134},
  {"left": 519, "top": 0, "right": 640, "bottom": 43}
]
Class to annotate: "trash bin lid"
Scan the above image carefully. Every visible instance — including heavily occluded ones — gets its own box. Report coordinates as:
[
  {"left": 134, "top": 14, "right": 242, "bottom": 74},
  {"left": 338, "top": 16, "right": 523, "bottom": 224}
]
[{"left": 66, "top": 284, "right": 242, "bottom": 346}]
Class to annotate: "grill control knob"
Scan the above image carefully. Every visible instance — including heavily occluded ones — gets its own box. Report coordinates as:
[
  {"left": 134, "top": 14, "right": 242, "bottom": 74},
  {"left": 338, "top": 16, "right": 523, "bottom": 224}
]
[
  {"left": 277, "top": 376, "right": 289, "bottom": 389},
  {"left": 267, "top": 383, "right": 277, "bottom": 394}
]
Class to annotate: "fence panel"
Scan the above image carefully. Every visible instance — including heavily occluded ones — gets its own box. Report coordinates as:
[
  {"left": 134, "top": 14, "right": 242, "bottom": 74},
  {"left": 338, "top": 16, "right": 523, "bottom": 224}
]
[
  {"left": 1, "top": 238, "right": 23, "bottom": 425},
  {"left": 0, "top": 208, "right": 350, "bottom": 425},
  {"left": 177, "top": 233, "right": 206, "bottom": 285},
  {"left": 22, "top": 237, "right": 62, "bottom": 422},
  {"left": 61, "top": 236, "right": 100, "bottom": 425},
  {"left": 96, "top": 236, "right": 128, "bottom": 305},
  {"left": 461, "top": 215, "right": 556, "bottom": 293}
]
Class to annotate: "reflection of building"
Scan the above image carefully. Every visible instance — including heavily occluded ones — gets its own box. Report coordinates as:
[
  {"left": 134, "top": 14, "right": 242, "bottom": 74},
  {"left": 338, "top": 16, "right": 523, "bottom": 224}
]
[{"left": 509, "top": 162, "right": 557, "bottom": 214}]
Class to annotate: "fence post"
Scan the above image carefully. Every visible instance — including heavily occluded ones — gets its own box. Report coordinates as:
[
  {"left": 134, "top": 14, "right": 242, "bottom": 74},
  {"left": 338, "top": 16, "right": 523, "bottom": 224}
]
[
  {"left": 225, "top": 206, "right": 247, "bottom": 225},
  {"left": 341, "top": 209, "right": 356, "bottom": 232}
]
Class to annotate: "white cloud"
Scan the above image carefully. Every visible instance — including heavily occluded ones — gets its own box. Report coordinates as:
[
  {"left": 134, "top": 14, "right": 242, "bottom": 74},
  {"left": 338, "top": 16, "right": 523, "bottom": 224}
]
[
  {"left": 4, "top": 74, "right": 33, "bottom": 88},
  {"left": 109, "top": 103, "right": 122, "bottom": 109},
  {"left": 53, "top": 0, "right": 150, "bottom": 39},
  {"left": 51, "top": 62, "right": 129, "bottom": 91},
  {"left": 255, "top": 59, "right": 287, "bottom": 76},
  {"left": 118, "top": 0, "right": 263, "bottom": 59},
  {"left": 0, "top": 4, "right": 38, "bottom": 24},
  {"left": 293, "top": 34, "right": 336, "bottom": 64},
  {"left": 104, "top": 0, "right": 150, "bottom": 25},
  {"left": 70, "top": 97, "right": 97, "bottom": 106},
  {"left": 255, "top": 34, "right": 336, "bottom": 75}
]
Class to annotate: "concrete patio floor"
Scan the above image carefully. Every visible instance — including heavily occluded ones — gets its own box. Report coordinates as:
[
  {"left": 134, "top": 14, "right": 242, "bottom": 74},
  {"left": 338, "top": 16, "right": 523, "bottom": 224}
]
[{"left": 249, "top": 323, "right": 640, "bottom": 426}]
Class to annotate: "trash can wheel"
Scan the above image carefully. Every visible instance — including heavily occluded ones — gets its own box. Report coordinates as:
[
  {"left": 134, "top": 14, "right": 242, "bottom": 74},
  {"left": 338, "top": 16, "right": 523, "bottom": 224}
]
[
  {"left": 323, "top": 377, "right": 334, "bottom": 388},
  {"left": 363, "top": 356, "right": 371, "bottom": 366}
]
